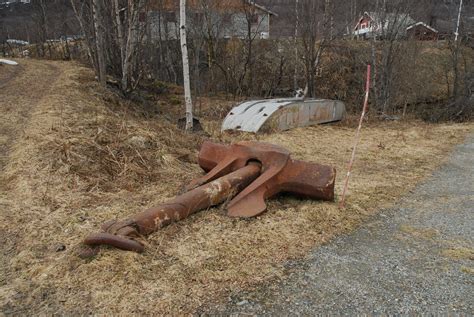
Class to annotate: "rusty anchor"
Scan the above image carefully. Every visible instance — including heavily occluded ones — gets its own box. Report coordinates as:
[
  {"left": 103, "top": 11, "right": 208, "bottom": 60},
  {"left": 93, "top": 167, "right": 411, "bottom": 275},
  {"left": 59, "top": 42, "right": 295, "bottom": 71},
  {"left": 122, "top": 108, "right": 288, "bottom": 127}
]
[{"left": 83, "top": 141, "right": 336, "bottom": 253}]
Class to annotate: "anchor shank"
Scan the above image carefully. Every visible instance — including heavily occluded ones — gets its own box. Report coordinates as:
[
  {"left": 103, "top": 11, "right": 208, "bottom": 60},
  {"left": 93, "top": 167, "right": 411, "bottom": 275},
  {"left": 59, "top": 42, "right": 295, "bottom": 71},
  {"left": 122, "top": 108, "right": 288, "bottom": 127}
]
[
  {"left": 132, "top": 162, "right": 261, "bottom": 235},
  {"left": 84, "top": 162, "right": 261, "bottom": 252}
]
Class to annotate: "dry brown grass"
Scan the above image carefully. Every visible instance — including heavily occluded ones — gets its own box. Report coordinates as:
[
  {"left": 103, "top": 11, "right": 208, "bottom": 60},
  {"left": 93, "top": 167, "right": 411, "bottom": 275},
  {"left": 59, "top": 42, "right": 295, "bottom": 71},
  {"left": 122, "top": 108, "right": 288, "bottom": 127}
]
[
  {"left": 442, "top": 248, "right": 474, "bottom": 261},
  {"left": 0, "top": 63, "right": 17, "bottom": 83},
  {"left": 461, "top": 266, "right": 474, "bottom": 274},
  {"left": 399, "top": 225, "right": 440, "bottom": 240},
  {"left": 0, "top": 59, "right": 472, "bottom": 314}
]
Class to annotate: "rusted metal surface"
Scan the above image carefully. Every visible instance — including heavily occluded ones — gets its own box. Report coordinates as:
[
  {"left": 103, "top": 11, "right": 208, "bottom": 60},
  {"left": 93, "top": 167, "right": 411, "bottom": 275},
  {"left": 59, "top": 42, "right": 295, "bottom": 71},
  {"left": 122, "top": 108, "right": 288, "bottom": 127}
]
[
  {"left": 83, "top": 140, "right": 336, "bottom": 253},
  {"left": 190, "top": 141, "right": 336, "bottom": 218},
  {"left": 84, "top": 162, "right": 261, "bottom": 252},
  {"left": 221, "top": 99, "right": 346, "bottom": 133}
]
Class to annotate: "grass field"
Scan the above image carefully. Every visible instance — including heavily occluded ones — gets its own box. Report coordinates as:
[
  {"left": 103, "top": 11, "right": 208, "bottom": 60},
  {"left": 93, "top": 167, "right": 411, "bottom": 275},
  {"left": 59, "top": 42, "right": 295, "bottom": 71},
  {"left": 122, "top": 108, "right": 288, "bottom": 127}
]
[{"left": 0, "top": 59, "right": 472, "bottom": 314}]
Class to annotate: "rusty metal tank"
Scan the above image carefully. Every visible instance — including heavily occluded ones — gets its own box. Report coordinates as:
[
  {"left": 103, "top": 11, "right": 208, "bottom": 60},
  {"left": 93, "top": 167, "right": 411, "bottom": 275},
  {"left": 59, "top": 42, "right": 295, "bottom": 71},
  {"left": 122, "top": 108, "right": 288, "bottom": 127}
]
[{"left": 222, "top": 98, "right": 346, "bottom": 133}]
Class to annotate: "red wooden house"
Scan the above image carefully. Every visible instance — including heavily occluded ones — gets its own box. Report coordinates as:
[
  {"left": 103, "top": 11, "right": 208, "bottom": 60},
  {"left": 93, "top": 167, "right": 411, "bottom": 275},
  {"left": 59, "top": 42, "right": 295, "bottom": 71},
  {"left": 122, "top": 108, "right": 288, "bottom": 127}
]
[{"left": 353, "top": 11, "right": 415, "bottom": 39}]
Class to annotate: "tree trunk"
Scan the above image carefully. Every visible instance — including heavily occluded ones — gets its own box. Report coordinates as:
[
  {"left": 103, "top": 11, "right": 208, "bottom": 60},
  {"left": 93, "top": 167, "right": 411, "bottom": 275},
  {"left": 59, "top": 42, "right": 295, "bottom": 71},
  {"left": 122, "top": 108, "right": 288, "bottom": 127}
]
[
  {"left": 122, "top": 0, "right": 145, "bottom": 94},
  {"left": 113, "top": 0, "right": 126, "bottom": 91},
  {"left": 70, "top": 0, "right": 97, "bottom": 75},
  {"left": 38, "top": 0, "right": 50, "bottom": 58},
  {"left": 451, "top": 41, "right": 460, "bottom": 100},
  {"left": 303, "top": 42, "right": 322, "bottom": 99},
  {"left": 370, "top": 37, "right": 378, "bottom": 111},
  {"left": 92, "top": 0, "right": 106, "bottom": 86},
  {"left": 180, "top": 0, "right": 194, "bottom": 131},
  {"left": 122, "top": 1, "right": 134, "bottom": 93}
]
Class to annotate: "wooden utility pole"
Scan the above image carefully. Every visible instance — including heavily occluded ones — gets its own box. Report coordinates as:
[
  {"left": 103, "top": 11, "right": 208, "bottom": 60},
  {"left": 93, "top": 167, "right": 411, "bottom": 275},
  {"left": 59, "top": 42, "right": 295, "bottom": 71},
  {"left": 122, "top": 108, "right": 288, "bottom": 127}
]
[
  {"left": 180, "top": 0, "right": 194, "bottom": 131},
  {"left": 92, "top": 0, "right": 106, "bottom": 86}
]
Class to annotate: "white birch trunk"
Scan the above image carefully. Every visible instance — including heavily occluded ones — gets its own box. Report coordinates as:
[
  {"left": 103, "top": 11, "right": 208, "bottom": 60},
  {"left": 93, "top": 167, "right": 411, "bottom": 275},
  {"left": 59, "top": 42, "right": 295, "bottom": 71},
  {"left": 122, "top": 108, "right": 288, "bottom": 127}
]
[{"left": 180, "top": 0, "right": 193, "bottom": 131}]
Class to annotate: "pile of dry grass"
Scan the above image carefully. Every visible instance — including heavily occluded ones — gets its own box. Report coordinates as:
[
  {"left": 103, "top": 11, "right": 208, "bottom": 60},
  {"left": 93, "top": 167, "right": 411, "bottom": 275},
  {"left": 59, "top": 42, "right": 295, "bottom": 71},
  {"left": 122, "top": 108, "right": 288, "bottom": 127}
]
[
  {"left": 45, "top": 85, "right": 203, "bottom": 193},
  {"left": 0, "top": 59, "right": 472, "bottom": 314}
]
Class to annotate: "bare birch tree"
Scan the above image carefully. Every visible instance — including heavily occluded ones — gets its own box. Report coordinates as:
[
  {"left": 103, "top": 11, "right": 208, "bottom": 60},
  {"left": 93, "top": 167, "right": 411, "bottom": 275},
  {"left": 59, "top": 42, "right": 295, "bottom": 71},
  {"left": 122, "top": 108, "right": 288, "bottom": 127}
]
[
  {"left": 180, "top": 0, "right": 194, "bottom": 131},
  {"left": 298, "top": 0, "right": 329, "bottom": 98},
  {"left": 71, "top": 0, "right": 149, "bottom": 93},
  {"left": 112, "top": 0, "right": 146, "bottom": 93},
  {"left": 71, "top": 0, "right": 98, "bottom": 74}
]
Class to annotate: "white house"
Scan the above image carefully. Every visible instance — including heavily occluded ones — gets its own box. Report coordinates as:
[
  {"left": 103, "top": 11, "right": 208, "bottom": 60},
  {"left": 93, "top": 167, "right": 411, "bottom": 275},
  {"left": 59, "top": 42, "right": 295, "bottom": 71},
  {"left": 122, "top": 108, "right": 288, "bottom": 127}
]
[{"left": 147, "top": 0, "right": 277, "bottom": 41}]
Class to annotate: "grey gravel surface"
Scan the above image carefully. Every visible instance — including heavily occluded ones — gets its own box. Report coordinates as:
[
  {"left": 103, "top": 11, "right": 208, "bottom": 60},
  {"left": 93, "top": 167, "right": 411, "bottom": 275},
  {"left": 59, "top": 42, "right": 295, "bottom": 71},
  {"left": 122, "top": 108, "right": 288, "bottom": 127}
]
[{"left": 206, "top": 134, "right": 474, "bottom": 315}]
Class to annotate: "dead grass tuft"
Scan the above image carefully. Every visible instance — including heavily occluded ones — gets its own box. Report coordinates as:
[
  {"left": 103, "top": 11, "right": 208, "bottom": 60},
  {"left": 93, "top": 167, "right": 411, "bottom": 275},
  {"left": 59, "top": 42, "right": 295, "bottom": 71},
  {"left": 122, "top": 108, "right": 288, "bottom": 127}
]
[
  {"left": 460, "top": 266, "right": 474, "bottom": 274},
  {"left": 0, "top": 59, "right": 472, "bottom": 314},
  {"left": 399, "top": 225, "right": 440, "bottom": 240},
  {"left": 442, "top": 248, "right": 474, "bottom": 261}
]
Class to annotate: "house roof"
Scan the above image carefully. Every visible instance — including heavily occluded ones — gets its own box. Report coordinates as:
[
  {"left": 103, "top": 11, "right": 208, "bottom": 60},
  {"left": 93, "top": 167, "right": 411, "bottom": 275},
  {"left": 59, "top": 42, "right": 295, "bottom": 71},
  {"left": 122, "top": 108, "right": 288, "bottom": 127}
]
[
  {"left": 364, "top": 11, "right": 416, "bottom": 26},
  {"left": 355, "top": 11, "right": 414, "bottom": 27},
  {"left": 406, "top": 22, "right": 438, "bottom": 33},
  {"left": 247, "top": 1, "right": 278, "bottom": 16}
]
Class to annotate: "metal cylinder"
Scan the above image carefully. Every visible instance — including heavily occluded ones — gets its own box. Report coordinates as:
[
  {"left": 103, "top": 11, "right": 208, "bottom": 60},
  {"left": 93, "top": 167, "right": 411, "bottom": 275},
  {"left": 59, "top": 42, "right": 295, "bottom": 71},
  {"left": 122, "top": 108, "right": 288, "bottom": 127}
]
[
  {"left": 84, "top": 162, "right": 261, "bottom": 252},
  {"left": 132, "top": 161, "right": 261, "bottom": 235}
]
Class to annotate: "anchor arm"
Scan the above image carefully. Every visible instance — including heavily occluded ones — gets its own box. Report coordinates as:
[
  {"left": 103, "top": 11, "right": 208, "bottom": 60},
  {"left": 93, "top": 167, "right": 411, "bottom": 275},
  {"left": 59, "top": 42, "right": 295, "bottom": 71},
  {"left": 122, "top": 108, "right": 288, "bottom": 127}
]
[{"left": 277, "top": 159, "right": 336, "bottom": 201}]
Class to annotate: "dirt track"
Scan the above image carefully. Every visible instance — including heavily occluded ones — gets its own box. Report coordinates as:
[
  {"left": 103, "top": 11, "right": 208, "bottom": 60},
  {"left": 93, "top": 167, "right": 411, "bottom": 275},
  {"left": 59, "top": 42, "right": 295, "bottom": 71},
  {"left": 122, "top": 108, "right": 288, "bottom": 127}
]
[
  {"left": 0, "top": 60, "right": 59, "bottom": 171},
  {"left": 1, "top": 60, "right": 61, "bottom": 289},
  {"left": 0, "top": 63, "right": 22, "bottom": 90}
]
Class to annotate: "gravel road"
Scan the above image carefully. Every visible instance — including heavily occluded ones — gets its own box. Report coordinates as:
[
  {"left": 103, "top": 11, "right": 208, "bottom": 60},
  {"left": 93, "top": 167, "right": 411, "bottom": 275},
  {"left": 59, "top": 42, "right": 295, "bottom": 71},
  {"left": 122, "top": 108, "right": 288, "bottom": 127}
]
[{"left": 208, "top": 134, "right": 474, "bottom": 315}]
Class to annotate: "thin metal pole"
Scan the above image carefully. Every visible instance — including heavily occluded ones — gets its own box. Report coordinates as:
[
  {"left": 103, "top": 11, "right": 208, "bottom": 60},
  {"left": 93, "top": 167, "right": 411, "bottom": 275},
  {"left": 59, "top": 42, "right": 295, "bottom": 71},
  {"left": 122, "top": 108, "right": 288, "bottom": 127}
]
[
  {"left": 454, "top": 0, "right": 463, "bottom": 42},
  {"left": 339, "top": 64, "right": 371, "bottom": 209},
  {"left": 294, "top": 0, "right": 299, "bottom": 92}
]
